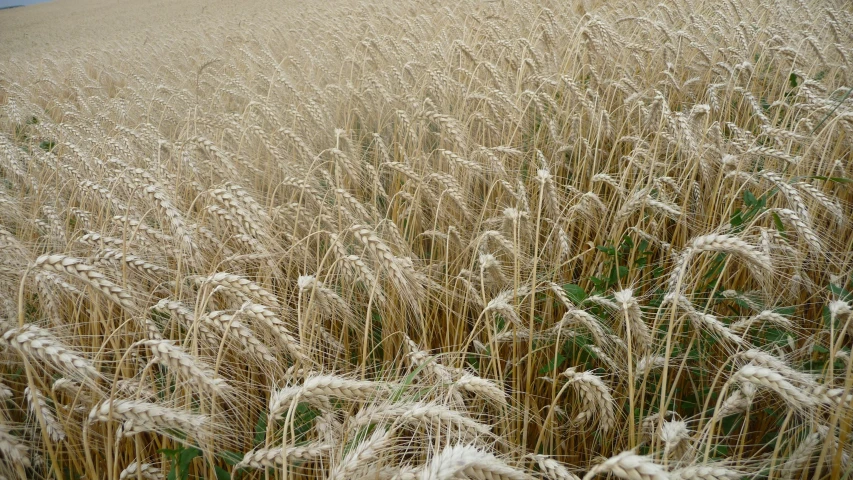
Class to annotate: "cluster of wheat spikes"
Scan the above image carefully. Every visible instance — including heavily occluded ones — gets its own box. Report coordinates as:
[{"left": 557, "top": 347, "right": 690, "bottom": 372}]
[{"left": 0, "top": 0, "right": 851, "bottom": 478}]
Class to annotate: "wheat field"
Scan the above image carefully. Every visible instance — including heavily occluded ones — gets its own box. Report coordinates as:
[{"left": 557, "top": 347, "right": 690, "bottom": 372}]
[{"left": 0, "top": 0, "right": 852, "bottom": 478}]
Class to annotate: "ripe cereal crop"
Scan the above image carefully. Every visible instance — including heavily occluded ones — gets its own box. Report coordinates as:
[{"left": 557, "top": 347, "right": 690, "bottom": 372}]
[{"left": 0, "top": 0, "right": 852, "bottom": 478}]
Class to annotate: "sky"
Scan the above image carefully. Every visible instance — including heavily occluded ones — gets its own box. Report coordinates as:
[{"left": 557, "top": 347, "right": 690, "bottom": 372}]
[{"left": 0, "top": 0, "right": 51, "bottom": 8}]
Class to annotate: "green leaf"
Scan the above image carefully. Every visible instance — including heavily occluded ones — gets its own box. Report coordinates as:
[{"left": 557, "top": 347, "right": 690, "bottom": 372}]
[
  {"left": 772, "top": 212, "right": 785, "bottom": 233},
  {"left": 589, "top": 276, "right": 606, "bottom": 292},
  {"left": 392, "top": 356, "right": 435, "bottom": 402},
  {"left": 214, "top": 466, "right": 232, "bottom": 480},
  {"left": 562, "top": 284, "right": 587, "bottom": 304},
  {"left": 713, "top": 445, "right": 730, "bottom": 457},
  {"left": 762, "top": 328, "right": 789, "bottom": 347},
  {"left": 178, "top": 447, "right": 202, "bottom": 480},
  {"left": 789, "top": 72, "right": 799, "bottom": 88},
  {"left": 807, "top": 175, "right": 853, "bottom": 184},
  {"left": 829, "top": 283, "right": 853, "bottom": 302},
  {"left": 495, "top": 316, "right": 506, "bottom": 333},
  {"left": 721, "top": 414, "right": 742, "bottom": 434},
  {"left": 701, "top": 254, "right": 727, "bottom": 282},
  {"left": 290, "top": 403, "right": 318, "bottom": 440},
  {"left": 159, "top": 448, "right": 181, "bottom": 457},
  {"left": 62, "top": 467, "right": 83, "bottom": 480},
  {"left": 253, "top": 411, "right": 267, "bottom": 446},
  {"left": 159, "top": 447, "right": 180, "bottom": 475},
  {"left": 466, "top": 352, "right": 480, "bottom": 370},
  {"left": 730, "top": 209, "right": 743, "bottom": 230},
  {"left": 161, "top": 446, "right": 201, "bottom": 480},
  {"left": 761, "top": 428, "right": 780, "bottom": 446},
  {"left": 539, "top": 352, "right": 565, "bottom": 375},
  {"left": 217, "top": 450, "right": 244, "bottom": 467}
]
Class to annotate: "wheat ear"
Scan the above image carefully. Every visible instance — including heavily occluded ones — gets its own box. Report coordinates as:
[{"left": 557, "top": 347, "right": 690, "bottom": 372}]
[
  {"left": 238, "top": 302, "right": 308, "bottom": 363},
  {"left": 141, "top": 339, "right": 230, "bottom": 395},
  {"left": 731, "top": 365, "right": 816, "bottom": 410},
  {"left": 669, "top": 465, "right": 746, "bottom": 480},
  {"left": 527, "top": 454, "right": 581, "bottom": 480},
  {"left": 668, "top": 234, "right": 770, "bottom": 292},
  {"left": 418, "top": 444, "right": 531, "bottom": 480},
  {"left": 88, "top": 399, "right": 208, "bottom": 440},
  {"left": 201, "top": 310, "right": 276, "bottom": 363},
  {"left": 352, "top": 401, "right": 491, "bottom": 436},
  {"left": 0, "top": 424, "right": 30, "bottom": 468},
  {"left": 119, "top": 462, "right": 161, "bottom": 480},
  {"left": 34, "top": 254, "right": 136, "bottom": 310},
  {"left": 614, "top": 288, "right": 652, "bottom": 352},
  {"left": 562, "top": 368, "right": 616, "bottom": 433},
  {"left": 269, "top": 376, "right": 389, "bottom": 418},
  {"left": 1, "top": 323, "right": 100, "bottom": 381},
  {"left": 202, "top": 272, "right": 280, "bottom": 308},
  {"left": 25, "top": 386, "right": 66, "bottom": 442},
  {"left": 453, "top": 373, "right": 507, "bottom": 407},
  {"left": 328, "top": 427, "right": 392, "bottom": 480},
  {"left": 581, "top": 451, "right": 667, "bottom": 480},
  {"left": 237, "top": 443, "right": 332, "bottom": 469}
]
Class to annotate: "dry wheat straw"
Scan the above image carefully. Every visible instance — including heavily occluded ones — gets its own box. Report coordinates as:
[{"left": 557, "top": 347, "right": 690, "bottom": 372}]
[{"left": 1, "top": 0, "right": 852, "bottom": 477}]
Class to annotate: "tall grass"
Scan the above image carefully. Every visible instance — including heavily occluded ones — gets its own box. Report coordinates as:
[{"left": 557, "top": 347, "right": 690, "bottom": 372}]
[{"left": 0, "top": 0, "right": 852, "bottom": 478}]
